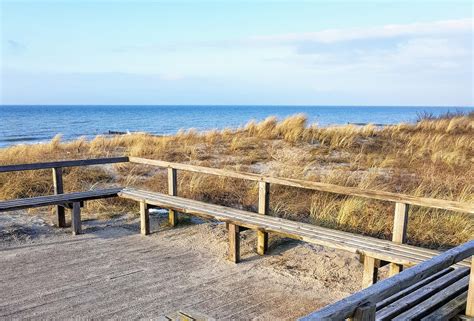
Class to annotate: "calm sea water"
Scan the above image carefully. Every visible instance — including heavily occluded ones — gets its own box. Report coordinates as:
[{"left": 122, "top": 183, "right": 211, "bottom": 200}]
[{"left": 0, "top": 105, "right": 472, "bottom": 148}]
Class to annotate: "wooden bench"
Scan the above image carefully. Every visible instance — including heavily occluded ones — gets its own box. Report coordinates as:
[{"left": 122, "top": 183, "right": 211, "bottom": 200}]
[
  {"left": 118, "top": 188, "right": 470, "bottom": 288},
  {"left": 0, "top": 188, "right": 122, "bottom": 235},
  {"left": 300, "top": 240, "right": 474, "bottom": 320}
]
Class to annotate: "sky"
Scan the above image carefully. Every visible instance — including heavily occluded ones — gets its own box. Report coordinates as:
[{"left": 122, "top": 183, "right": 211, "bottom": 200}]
[{"left": 1, "top": 1, "right": 473, "bottom": 106}]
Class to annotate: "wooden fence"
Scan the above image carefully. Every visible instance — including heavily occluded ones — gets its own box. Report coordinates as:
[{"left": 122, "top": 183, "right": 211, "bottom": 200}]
[{"left": 1, "top": 156, "right": 472, "bottom": 249}]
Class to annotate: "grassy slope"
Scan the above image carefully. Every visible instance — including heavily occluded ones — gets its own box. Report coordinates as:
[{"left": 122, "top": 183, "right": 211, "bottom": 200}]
[{"left": 0, "top": 113, "right": 472, "bottom": 249}]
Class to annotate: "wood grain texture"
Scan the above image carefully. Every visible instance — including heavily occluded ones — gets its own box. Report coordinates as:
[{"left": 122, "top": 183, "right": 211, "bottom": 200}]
[
  {"left": 392, "top": 275, "right": 469, "bottom": 320},
  {"left": 129, "top": 157, "right": 473, "bottom": 214}
]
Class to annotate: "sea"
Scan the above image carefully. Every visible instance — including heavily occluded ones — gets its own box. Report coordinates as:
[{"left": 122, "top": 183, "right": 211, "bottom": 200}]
[{"left": 0, "top": 105, "right": 472, "bottom": 148}]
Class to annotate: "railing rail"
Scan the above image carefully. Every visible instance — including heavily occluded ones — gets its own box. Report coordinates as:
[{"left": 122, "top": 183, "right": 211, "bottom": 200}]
[
  {"left": 129, "top": 157, "right": 474, "bottom": 215},
  {"left": 0, "top": 157, "right": 129, "bottom": 173}
]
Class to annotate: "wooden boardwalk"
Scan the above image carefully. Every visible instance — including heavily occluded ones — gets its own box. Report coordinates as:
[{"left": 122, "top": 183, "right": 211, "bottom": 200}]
[{"left": 0, "top": 222, "right": 339, "bottom": 320}]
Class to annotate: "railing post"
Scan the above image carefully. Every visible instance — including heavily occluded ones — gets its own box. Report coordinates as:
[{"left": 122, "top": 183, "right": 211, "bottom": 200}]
[
  {"left": 389, "top": 202, "right": 409, "bottom": 276},
  {"left": 52, "top": 167, "right": 66, "bottom": 228},
  {"left": 257, "top": 181, "right": 270, "bottom": 255},
  {"left": 168, "top": 167, "right": 178, "bottom": 226},
  {"left": 466, "top": 256, "right": 474, "bottom": 316}
]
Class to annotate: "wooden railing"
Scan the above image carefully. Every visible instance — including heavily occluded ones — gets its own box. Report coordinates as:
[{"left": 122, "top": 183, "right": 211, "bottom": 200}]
[
  {"left": 0, "top": 157, "right": 129, "bottom": 227},
  {"left": 1, "top": 156, "right": 472, "bottom": 252}
]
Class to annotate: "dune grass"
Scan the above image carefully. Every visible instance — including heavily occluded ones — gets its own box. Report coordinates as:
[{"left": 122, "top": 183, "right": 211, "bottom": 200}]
[{"left": 0, "top": 112, "right": 472, "bottom": 249}]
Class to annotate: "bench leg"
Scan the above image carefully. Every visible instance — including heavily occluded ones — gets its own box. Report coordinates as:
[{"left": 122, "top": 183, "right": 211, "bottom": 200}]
[
  {"left": 388, "top": 263, "right": 403, "bottom": 276},
  {"left": 228, "top": 223, "right": 240, "bottom": 263},
  {"left": 140, "top": 201, "right": 150, "bottom": 235},
  {"left": 362, "top": 256, "right": 378, "bottom": 288},
  {"left": 349, "top": 303, "right": 376, "bottom": 321},
  {"left": 169, "top": 209, "right": 177, "bottom": 227},
  {"left": 71, "top": 202, "right": 82, "bottom": 235},
  {"left": 257, "top": 230, "right": 268, "bottom": 256},
  {"left": 55, "top": 206, "right": 66, "bottom": 228}
]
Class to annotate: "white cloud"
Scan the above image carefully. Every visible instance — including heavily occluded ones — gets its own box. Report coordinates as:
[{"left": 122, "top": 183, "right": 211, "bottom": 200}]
[{"left": 251, "top": 18, "right": 473, "bottom": 44}]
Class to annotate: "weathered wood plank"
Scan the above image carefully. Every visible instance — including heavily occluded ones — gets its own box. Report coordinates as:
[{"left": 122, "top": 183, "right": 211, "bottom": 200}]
[
  {"left": 71, "top": 202, "right": 82, "bottom": 235},
  {"left": 392, "top": 275, "right": 469, "bottom": 320},
  {"left": 119, "top": 188, "right": 471, "bottom": 268},
  {"left": 362, "top": 256, "right": 378, "bottom": 288},
  {"left": 376, "top": 268, "right": 454, "bottom": 310},
  {"left": 466, "top": 256, "right": 474, "bottom": 316},
  {"left": 349, "top": 303, "right": 375, "bottom": 321},
  {"left": 376, "top": 267, "right": 469, "bottom": 320},
  {"left": 0, "top": 188, "right": 122, "bottom": 212},
  {"left": 228, "top": 223, "right": 240, "bottom": 263},
  {"left": 257, "top": 181, "right": 269, "bottom": 256},
  {"left": 168, "top": 167, "right": 178, "bottom": 227},
  {"left": 52, "top": 167, "right": 66, "bottom": 228},
  {"left": 420, "top": 291, "right": 468, "bottom": 320},
  {"left": 0, "top": 157, "right": 129, "bottom": 173},
  {"left": 128, "top": 157, "right": 474, "bottom": 214},
  {"left": 140, "top": 201, "right": 150, "bottom": 236},
  {"left": 299, "top": 241, "right": 474, "bottom": 320}
]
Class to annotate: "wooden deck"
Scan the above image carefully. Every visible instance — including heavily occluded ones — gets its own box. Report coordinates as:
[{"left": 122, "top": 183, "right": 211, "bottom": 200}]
[{"left": 0, "top": 223, "right": 335, "bottom": 320}]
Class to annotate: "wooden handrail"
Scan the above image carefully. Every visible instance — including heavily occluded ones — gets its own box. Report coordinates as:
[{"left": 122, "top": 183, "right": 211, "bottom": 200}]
[
  {"left": 129, "top": 157, "right": 474, "bottom": 214},
  {"left": 0, "top": 157, "right": 129, "bottom": 173},
  {"left": 299, "top": 240, "right": 474, "bottom": 320}
]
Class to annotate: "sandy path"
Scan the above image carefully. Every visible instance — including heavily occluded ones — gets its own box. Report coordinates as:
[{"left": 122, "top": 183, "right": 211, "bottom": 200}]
[{"left": 0, "top": 212, "right": 363, "bottom": 320}]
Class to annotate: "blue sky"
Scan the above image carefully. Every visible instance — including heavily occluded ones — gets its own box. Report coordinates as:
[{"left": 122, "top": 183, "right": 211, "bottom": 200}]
[{"left": 1, "top": 1, "right": 473, "bottom": 105}]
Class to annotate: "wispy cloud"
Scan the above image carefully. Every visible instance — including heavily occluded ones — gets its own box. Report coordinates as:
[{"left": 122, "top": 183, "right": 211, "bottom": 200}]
[
  {"left": 3, "top": 40, "right": 27, "bottom": 55},
  {"left": 250, "top": 18, "right": 473, "bottom": 44}
]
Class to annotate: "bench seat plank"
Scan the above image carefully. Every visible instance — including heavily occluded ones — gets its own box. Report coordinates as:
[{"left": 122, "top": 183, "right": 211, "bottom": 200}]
[
  {"left": 119, "top": 188, "right": 470, "bottom": 268},
  {"left": 420, "top": 291, "right": 468, "bottom": 320},
  {"left": 376, "top": 267, "right": 470, "bottom": 320},
  {"left": 392, "top": 275, "right": 469, "bottom": 320},
  {"left": 376, "top": 267, "right": 454, "bottom": 310},
  {"left": 0, "top": 188, "right": 122, "bottom": 212}
]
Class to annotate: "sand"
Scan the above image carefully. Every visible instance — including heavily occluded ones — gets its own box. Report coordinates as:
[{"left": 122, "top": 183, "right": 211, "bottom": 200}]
[{"left": 0, "top": 210, "right": 364, "bottom": 320}]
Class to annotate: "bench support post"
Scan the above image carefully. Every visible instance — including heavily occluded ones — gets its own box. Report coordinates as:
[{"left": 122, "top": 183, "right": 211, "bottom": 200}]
[
  {"left": 349, "top": 303, "right": 376, "bottom": 321},
  {"left": 168, "top": 167, "right": 178, "bottom": 226},
  {"left": 362, "top": 256, "right": 378, "bottom": 288},
  {"left": 71, "top": 202, "right": 82, "bottom": 235},
  {"left": 389, "top": 202, "right": 409, "bottom": 276},
  {"left": 257, "top": 181, "right": 270, "bottom": 255},
  {"left": 466, "top": 256, "right": 474, "bottom": 317},
  {"left": 228, "top": 223, "right": 240, "bottom": 263},
  {"left": 52, "top": 167, "right": 66, "bottom": 228},
  {"left": 140, "top": 201, "right": 150, "bottom": 235}
]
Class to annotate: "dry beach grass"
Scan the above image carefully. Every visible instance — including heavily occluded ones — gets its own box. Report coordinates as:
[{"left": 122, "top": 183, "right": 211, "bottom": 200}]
[{"left": 0, "top": 112, "right": 472, "bottom": 249}]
